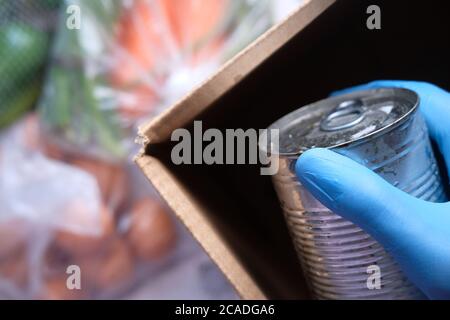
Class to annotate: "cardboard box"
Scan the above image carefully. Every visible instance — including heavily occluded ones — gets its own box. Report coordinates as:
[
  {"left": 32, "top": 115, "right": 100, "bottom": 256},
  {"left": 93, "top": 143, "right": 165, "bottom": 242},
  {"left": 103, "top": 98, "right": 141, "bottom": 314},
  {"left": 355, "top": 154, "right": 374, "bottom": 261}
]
[{"left": 136, "top": 0, "right": 450, "bottom": 299}]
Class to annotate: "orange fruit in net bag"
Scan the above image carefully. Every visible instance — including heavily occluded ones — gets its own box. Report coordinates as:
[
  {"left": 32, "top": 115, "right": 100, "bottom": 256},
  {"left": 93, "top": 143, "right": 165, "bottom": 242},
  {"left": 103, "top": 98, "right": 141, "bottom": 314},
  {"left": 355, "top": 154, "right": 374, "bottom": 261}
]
[
  {"left": 39, "top": 275, "right": 89, "bottom": 300},
  {"left": 42, "top": 139, "right": 67, "bottom": 161},
  {"left": 78, "top": 238, "right": 134, "bottom": 291},
  {"left": 125, "top": 197, "right": 176, "bottom": 261},
  {"left": 0, "top": 218, "right": 28, "bottom": 260},
  {"left": 0, "top": 247, "right": 28, "bottom": 287},
  {"left": 55, "top": 203, "right": 115, "bottom": 257}
]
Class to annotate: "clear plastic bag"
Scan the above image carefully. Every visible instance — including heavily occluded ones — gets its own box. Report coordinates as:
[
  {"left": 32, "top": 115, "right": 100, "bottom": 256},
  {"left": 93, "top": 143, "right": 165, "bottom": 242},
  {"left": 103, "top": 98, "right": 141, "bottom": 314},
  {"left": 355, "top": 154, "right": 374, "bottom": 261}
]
[
  {"left": 38, "top": 0, "right": 273, "bottom": 161},
  {"left": 0, "top": 115, "right": 177, "bottom": 299}
]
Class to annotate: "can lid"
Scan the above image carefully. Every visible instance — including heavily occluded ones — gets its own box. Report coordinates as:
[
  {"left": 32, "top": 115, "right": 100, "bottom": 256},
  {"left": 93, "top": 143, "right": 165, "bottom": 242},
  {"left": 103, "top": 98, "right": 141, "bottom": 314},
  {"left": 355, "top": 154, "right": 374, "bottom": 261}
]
[{"left": 262, "top": 88, "right": 419, "bottom": 156}]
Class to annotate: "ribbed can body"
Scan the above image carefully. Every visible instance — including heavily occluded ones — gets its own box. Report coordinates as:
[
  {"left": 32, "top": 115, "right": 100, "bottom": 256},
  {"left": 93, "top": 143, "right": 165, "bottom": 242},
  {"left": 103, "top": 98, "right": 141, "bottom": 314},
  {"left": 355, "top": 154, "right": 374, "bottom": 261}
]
[{"left": 272, "top": 111, "right": 447, "bottom": 299}]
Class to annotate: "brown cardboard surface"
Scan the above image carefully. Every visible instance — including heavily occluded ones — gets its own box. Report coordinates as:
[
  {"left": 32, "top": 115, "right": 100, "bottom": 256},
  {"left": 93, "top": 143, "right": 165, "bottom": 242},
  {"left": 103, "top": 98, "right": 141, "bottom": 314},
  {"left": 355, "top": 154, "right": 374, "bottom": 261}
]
[
  {"left": 135, "top": 0, "right": 450, "bottom": 299},
  {"left": 136, "top": 155, "right": 265, "bottom": 299},
  {"left": 135, "top": 0, "right": 336, "bottom": 299}
]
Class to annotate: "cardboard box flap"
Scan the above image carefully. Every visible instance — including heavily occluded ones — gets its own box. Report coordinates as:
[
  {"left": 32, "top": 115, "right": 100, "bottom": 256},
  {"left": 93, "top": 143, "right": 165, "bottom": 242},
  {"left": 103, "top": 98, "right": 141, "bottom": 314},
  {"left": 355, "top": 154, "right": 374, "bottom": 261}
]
[
  {"left": 136, "top": 155, "right": 266, "bottom": 299},
  {"left": 135, "top": 0, "right": 338, "bottom": 299}
]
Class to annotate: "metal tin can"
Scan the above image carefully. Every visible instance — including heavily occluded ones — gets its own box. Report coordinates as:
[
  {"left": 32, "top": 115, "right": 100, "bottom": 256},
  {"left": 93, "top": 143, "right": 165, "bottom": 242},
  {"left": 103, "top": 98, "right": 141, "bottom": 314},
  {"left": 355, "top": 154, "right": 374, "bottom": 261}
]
[{"left": 261, "top": 88, "right": 447, "bottom": 299}]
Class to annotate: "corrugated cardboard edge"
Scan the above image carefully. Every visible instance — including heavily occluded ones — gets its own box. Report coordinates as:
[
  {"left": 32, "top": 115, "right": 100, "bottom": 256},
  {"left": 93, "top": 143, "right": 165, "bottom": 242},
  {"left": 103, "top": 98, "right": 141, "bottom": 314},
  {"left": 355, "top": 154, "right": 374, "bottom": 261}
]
[
  {"left": 136, "top": 0, "right": 336, "bottom": 147},
  {"left": 135, "top": 0, "right": 336, "bottom": 299},
  {"left": 136, "top": 155, "right": 266, "bottom": 299}
]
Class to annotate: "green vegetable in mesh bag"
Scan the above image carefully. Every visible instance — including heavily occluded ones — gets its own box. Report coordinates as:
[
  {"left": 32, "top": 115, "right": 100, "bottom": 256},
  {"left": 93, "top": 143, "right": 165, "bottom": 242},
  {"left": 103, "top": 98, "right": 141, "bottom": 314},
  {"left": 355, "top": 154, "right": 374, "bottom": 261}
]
[
  {"left": 40, "top": 0, "right": 63, "bottom": 10},
  {"left": 0, "top": 23, "right": 49, "bottom": 130},
  {"left": 0, "top": 23, "right": 48, "bottom": 95},
  {"left": 0, "top": 0, "right": 60, "bottom": 130},
  {"left": 0, "top": 79, "right": 41, "bottom": 129}
]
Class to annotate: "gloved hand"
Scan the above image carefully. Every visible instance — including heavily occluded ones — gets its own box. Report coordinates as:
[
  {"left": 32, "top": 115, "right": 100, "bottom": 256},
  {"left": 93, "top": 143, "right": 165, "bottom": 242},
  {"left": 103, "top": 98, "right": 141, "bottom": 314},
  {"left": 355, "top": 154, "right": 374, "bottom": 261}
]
[{"left": 295, "top": 81, "right": 450, "bottom": 300}]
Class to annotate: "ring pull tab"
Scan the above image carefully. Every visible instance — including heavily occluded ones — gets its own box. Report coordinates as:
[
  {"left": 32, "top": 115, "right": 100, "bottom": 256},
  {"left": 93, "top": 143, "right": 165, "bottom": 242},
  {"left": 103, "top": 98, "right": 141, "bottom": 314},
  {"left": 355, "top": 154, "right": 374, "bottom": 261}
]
[{"left": 320, "top": 99, "right": 365, "bottom": 131}]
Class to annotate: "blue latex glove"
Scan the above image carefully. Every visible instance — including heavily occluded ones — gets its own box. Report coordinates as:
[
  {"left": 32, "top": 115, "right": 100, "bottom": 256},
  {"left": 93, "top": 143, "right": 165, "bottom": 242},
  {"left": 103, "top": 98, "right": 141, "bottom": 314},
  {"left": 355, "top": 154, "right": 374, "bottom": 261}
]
[{"left": 295, "top": 81, "right": 450, "bottom": 300}]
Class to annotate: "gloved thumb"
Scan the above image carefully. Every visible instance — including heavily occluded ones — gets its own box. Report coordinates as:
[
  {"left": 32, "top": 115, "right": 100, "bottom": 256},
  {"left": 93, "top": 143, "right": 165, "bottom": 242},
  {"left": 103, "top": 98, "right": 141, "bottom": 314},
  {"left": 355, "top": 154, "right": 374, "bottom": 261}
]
[{"left": 295, "top": 148, "right": 424, "bottom": 252}]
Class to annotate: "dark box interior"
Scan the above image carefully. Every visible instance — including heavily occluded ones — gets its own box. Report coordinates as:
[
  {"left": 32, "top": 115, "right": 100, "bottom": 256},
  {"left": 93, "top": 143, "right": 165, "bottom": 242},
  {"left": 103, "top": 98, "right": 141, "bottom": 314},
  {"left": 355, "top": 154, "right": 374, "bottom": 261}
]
[{"left": 148, "top": 0, "right": 450, "bottom": 298}]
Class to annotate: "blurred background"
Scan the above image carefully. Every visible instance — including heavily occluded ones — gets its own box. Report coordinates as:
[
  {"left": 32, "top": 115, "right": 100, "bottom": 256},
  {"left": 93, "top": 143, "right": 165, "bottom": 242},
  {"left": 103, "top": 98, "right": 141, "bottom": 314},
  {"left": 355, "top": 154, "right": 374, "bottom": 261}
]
[{"left": 0, "top": 0, "right": 302, "bottom": 299}]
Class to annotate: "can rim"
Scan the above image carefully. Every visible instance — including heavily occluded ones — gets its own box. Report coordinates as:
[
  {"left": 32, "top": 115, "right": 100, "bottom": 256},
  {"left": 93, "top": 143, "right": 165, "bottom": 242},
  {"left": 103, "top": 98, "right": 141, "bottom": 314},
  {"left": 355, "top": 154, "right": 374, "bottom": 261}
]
[{"left": 259, "top": 87, "right": 419, "bottom": 156}]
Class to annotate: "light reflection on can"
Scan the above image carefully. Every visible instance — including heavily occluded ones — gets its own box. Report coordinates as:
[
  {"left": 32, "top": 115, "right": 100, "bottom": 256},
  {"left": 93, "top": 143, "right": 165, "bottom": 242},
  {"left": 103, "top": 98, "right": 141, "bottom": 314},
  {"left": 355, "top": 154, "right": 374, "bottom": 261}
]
[{"left": 262, "top": 88, "right": 447, "bottom": 299}]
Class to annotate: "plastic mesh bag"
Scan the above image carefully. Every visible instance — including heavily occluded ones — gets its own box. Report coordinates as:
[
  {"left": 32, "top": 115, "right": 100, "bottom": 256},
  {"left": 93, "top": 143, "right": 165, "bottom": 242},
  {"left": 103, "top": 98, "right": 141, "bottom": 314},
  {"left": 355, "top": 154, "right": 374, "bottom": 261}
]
[
  {"left": 0, "top": 0, "right": 59, "bottom": 130},
  {"left": 38, "top": 0, "right": 273, "bottom": 161}
]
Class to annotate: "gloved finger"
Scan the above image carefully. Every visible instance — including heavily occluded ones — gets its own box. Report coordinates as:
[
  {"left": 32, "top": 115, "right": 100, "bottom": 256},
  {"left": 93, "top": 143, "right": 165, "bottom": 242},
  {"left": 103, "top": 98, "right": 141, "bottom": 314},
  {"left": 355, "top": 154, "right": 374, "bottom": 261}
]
[
  {"left": 331, "top": 80, "right": 450, "bottom": 175},
  {"left": 295, "top": 147, "right": 426, "bottom": 253}
]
